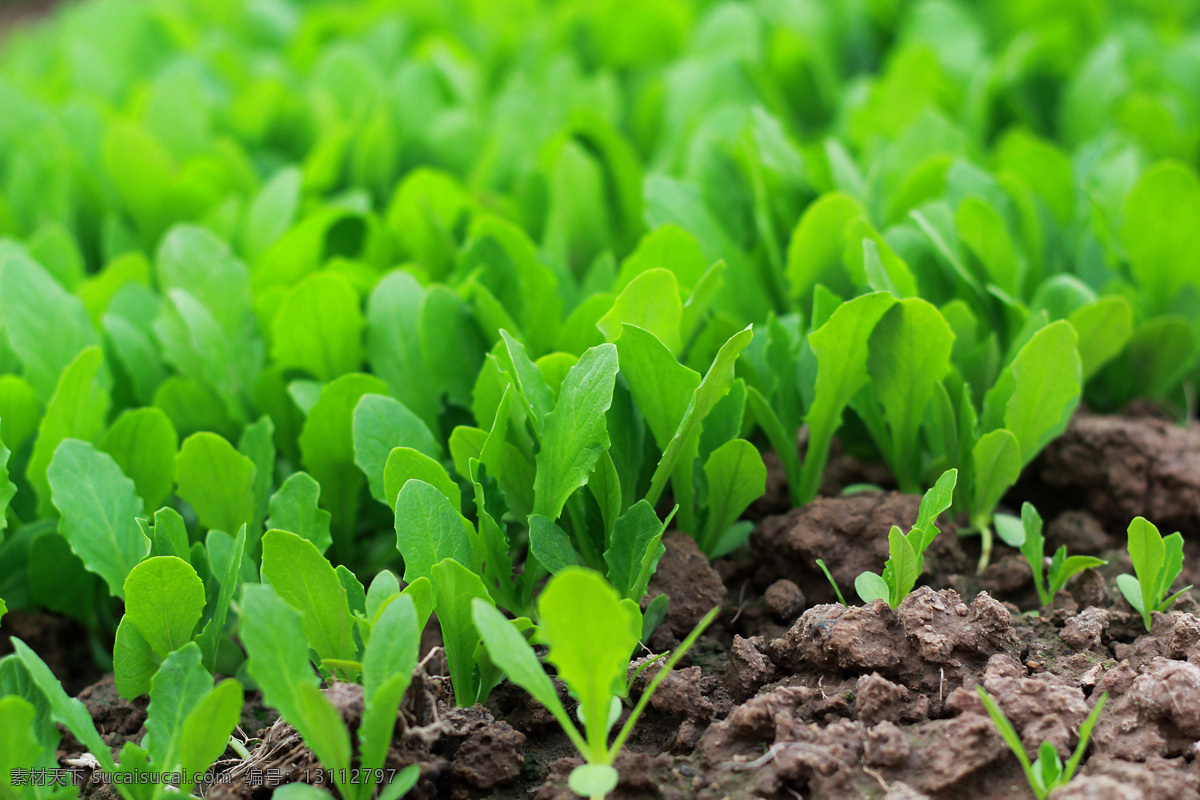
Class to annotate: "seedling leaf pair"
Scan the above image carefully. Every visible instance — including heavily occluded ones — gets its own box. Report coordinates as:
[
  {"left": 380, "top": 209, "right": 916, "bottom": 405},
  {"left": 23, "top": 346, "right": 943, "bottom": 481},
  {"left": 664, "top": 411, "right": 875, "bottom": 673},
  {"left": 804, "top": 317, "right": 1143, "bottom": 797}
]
[{"left": 1116, "top": 517, "right": 1192, "bottom": 632}]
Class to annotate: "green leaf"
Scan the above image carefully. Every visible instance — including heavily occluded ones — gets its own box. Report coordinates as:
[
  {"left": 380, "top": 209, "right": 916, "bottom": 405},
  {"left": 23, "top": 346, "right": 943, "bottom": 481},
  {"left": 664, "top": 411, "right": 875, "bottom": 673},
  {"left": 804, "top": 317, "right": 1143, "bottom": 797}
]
[
  {"left": 353, "top": 393, "right": 439, "bottom": 503},
  {"left": 430, "top": 558, "right": 495, "bottom": 707},
  {"left": 569, "top": 765, "right": 620, "bottom": 798},
  {"left": 1120, "top": 161, "right": 1200, "bottom": 314},
  {"left": 1002, "top": 321, "right": 1081, "bottom": 464},
  {"left": 1158, "top": 532, "right": 1186, "bottom": 608},
  {"left": 366, "top": 271, "right": 441, "bottom": 436},
  {"left": 28, "top": 346, "right": 111, "bottom": 517},
  {"left": 785, "top": 192, "right": 867, "bottom": 301},
  {"left": 176, "top": 432, "right": 257, "bottom": 535},
  {"left": 799, "top": 293, "right": 896, "bottom": 503},
  {"left": 272, "top": 271, "right": 364, "bottom": 382},
  {"left": 538, "top": 568, "right": 640, "bottom": 763},
  {"left": 855, "top": 571, "right": 891, "bottom": 604},
  {"left": 195, "top": 524, "right": 247, "bottom": 673},
  {"left": 365, "top": 571, "right": 401, "bottom": 621},
  {"left": 242, "top": 167, "right": 302, "bottom": 262},
  {"left": 48, "top": 439, "right": 150, "bottom": 599},
  {"left": 239, "top": 415, "right": 276, "bottom": 540},
  {"left": 867, "top": 298, "right": 954, "bottom": 490},
  {"left": 156, "top": 226, "right": 252, "bottom": 337},
  {"left": 498, "top": 330, "right": 554, "bottom": 435},
  {"left": 240, "top": 584, "right": 320, "bottom": 729},
  {"left": 598, "top": 269, "right": 683, "bottom": 355},
  {"left": 1116, "top": 574, "right": 1145, "bottom": 615},
  {"left": 99, "top": 407, "right": 179, "bottom": 514},
  {"left": 297, "top": 682, "right": 353, "bottom": 775},
  {"left": 914, "top": 469, "right": 958, "bottom": 543},
  {"left": 533, "top": 343, "right": 619, "bottom": 520},
  {"left": 394, "top": 480, "right": 475, "bottom": 583},
  {"left": 529, "top": 514, "right": 583, "bottom": 574},
  {"left": 299, "top": 373, "right": 389, "bottom": 562},
  {"left": 970, "top": 429, "right": 1021, "bottom": 522},
  {"left": 149, "top": 506, "right": 191, "bottom": 561},
  {"left": 646, "top": 326, "right": 754, "bottom": 507},
  {"left": 976, "top": 688, "right": 1039, "bottom": 797},
  {"left": 10, "top": 638, "right": 114, "bottom": 772},
  {"left": 124, "top": 556, "right": 205, "bottom": 658},
  {"left": 1067, "top": 298, "right": 1133, "bottom": 381},
  {"left": 261, "top": 529, "right": 356, "bottom": 664},
  {"left": 266, "top": 472, "right": 333, "bottom": 555},
  {"left": 471, "top": 599, "right": 582, "bottom": 751},
  {"left": 955, "top": 196, "right": 1020, "bottom": 297},
  {"left": 0, "top": 244, "right": 98, "bottom": 401},
  {"left": 615, "top": 324, "right": 700, "bottom": 450},
  {"left": 887, "top": 525, "right": 920, "bottom": 606},
  {"left": 0, "top": 696, "right": 44, "bottom": 784},
  {"left": 114, "top": 617, "right": 161, "bottom": 699},
  {"left": 604, "top": 500, "right": 668, "bottom": 601},
  {"left": 383, "top": 447, "right": 461, "bottom": 513},
  {"left": 362, "top": 594, "right": 419, "bottom": 705},
  {"left": 700, "top": 439, "right": 766, "bottom": 555},
  {"left": 178, "top": 678, "right": 243, "bottom": 796},
  {"left": 420, "top": 285, "right": 486, "bottom": 409},
  {"left": 1127, "top": 516, "right": 1165, "bottom": 628},
  {"left": 145, "top": 642, "right": 212, "bottom": 772}
]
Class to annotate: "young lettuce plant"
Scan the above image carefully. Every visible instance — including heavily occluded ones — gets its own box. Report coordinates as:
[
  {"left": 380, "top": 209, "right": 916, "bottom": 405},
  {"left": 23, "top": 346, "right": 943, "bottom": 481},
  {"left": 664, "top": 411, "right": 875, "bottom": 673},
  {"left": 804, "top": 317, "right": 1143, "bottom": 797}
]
[
  {"left": 1116, "top": 517, "right": 1193, "bottom": 632},
  {"left": 7, "top": 639, "right": 243, "bottom": 799},
  {"left": 855, "top": 469, "right": 957, "bottom": 607},
  {"left": 976, "top": 687, "right": 1108, "bottom": 800},
  {"left": 239, "top": 583, "right": 422, "bottom": 800},
  {"left": 994, "top": 503, "right": 1105, "bottom": 608},
  {"left": 472, "top": 568, "right": 718, "bottom": 800}
]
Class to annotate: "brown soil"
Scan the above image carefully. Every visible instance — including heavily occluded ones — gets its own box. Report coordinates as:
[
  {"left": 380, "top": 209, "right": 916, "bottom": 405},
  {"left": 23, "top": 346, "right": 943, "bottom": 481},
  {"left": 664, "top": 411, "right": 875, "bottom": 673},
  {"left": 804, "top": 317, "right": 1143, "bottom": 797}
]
[{"left": 27, "top": 413, "right": 1200, "bottom": 799}]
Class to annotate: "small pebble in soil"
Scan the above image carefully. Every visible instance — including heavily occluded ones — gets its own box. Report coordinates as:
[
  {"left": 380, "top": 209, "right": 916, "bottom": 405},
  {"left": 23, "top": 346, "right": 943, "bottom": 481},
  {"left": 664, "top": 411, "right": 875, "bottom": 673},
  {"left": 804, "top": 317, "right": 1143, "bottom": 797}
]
[{"left": 763, "top": 579, "right": 806, "bottom": 621}]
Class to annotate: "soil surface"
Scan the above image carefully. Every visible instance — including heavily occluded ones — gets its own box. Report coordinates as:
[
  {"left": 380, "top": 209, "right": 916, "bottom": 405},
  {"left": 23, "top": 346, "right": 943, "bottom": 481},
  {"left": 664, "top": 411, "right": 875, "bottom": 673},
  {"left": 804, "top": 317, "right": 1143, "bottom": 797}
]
[{"left": 25, "top": 413, "right": 1200, "bottom": 800}]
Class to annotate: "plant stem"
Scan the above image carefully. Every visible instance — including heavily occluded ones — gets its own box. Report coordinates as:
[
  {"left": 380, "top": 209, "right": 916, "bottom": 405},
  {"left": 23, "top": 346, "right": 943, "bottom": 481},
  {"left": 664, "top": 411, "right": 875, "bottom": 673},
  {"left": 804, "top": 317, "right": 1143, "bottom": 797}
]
[{"left": 977, "top": 521, "right": 993, "bottom": 574}]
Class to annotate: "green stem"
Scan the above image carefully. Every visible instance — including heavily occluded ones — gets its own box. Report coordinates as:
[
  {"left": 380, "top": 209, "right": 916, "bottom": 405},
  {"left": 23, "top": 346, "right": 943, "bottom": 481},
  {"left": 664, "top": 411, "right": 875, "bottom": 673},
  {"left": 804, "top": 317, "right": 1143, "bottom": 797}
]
[{"left": 976, "top": 521, "right": 993, "bottom": 574}]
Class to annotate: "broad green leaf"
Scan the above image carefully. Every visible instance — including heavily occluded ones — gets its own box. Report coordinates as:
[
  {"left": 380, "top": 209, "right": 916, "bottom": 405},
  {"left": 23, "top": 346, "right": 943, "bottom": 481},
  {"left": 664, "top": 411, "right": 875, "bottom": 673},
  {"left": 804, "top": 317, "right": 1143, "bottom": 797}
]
[
  {"left": 240, "top": 584, "right": 320, "bottom": 730},
  {"left": 366, "top": 271, "right": 440, "bottom": 436},
  {"left": 365, "top": 571, "right": 401, "bottom": 621},
  {"left": 1159, "top": 532, "right": 1185, "bottom": 603},
  {"left": 603, "top": 500, "right": 667, "bottom": 601},
  {"left": 887, "top": 525, "right": 920, "bottom": 606},
  {"left": 1120, "top": 161, "right": 1200, "bottom": 313},
  {"left": 615, "top": 324, "right": 700, "bottom": 450},
  {"left": 615, "top": 224, "right": 707, "bottom": 293},
  {"left": 296, "top": 683, "right": 352, "bottom": 774},
  {"left": 156, "top": 226, "right": 252, "bottom": 337},
  {"left": 430, "top": 558, "right": 495, "bottom": 707},
  {"left": 0, "top": 696, "right": 43, "bottom": 783},
  {"left": 272, "top": 271, "right": 364, "bottom": 382},
  {"left": 353, "top": 393, "right": 439, "bottom": 502},
  {"left": 176, "top": 432, "right": 257, "bottom": 535},
  {"left": 0, "top": 422, "right": 17, "bottom": 535},
  {"left": 238, "top": 415, "right": 276, "bottom": 539},
  {"left": 0, "top": 375, "right": 41, "bottom": 454},
  {"left": 178, "top": 679, "right": 243, "bottom": 796},
  {"left": 261, "top": 529, "right": 356, "bottom": 664},
  {"left": 533, "top": 343, "right": 619, "bottom": 520},
  {"left": 299, "top": 373, "right": 389, "bottom": 561},
  {"left": 570, "top": 765, "right": 620, "bottom": 798},
  {"left": 242, "top": 167, "right": 302, "bottom": 262},
  {"left": 799, "top": 293, "right": 896, "bottom": 503},
  {"left": 700, "top": 439, "right": 766, "bottom": 555},
  {"left": 0, "top": 245, "right": 98, "bottom": 401},
  {"left": 384, "top": 447, "right": 461, "bottom": 513},
  {"left": 114, "top": 617, "right": 161, "bottom": 699},
  {"left": 1127, "top": 516, "right": 1165, "bottom": 626},
  {"left": 868, "top": 298, "right": 954, "bottom": 489},
  {"left": 855, "top": 571, "right": 890, "bottom": 604},
  {"left": 145, "top": 643, "right": 211, "bottom": 772},
  {"left": 1067, "top": 298, "right": 1133, "bottom": 381},
  {"left": 48, "top": 439, "right": 149, "bottom": 599},
  {"left": 11, "top": 638, "right": 114, "bottom": 771},
  {"left": 785, "top": 192, "right": 867, "bottom": 301},
  {"left": 1121, "top": 317, "right": 1198, "bottom": 401},
  {"left": 266, "top": 472, "right": 333, "bottom": 555},
  {"left": 971, "top": 429, "right": 1021, "bottom": 521},
  {"left": 529, "top": 514, "right": 583, "bottom": 573},
  {"left": 149, "top": 507, "right": 190, "bottom": 560},
  {"left": 1002, "top": 321, "right": 1081, "bottom": 464},
  {"left": 419, "top": 285, "right": 485, "bottom": 409},
  {"left": 99, "top": 407, "right": 179, "bottom": 513},
  {"left": 955, "top": 196, "right": 1020, "bottom": 296},
  {"left": 28, "top": 346, "right": 111, "bottom": 517},
  {"left": 598, "top": 269, "right": 683, "bottom": 354},
  {"left": 124, "top": 556, "right": 205, "bottom": 658},
  {"left": 538, "top": 568, "right": 639, "bottom": 763},
  {"left": 394, "top": 479, "right": 475, "bottom": 583}
]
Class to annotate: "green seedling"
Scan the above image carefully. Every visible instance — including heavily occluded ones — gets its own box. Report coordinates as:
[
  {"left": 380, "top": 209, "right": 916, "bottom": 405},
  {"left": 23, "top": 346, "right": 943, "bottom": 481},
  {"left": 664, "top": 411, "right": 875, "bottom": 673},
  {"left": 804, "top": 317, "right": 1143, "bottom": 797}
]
[
  {"left": 1116, "top": 516, "right": 1193, "bottom": 632},
  {"left": 7, "top": 639, "right": 243, "bottom": 799},
  {"left": 994, "top": 503, "right": 1106, "bottom": 608},
  {"left": 239, "top": 583, "right": 422, "bottom": 800},
  {"left": 473, "top": 568, "right": 717, "bottom": 800},
  {"left": 977, "top": 687, "right": 1108, "bottom": 800},
  {"left": 816, "top": 559, "right": 847, "bottom": 605},
  {"left": 855, "top": 469, "right": 957, "bottom": 607}
]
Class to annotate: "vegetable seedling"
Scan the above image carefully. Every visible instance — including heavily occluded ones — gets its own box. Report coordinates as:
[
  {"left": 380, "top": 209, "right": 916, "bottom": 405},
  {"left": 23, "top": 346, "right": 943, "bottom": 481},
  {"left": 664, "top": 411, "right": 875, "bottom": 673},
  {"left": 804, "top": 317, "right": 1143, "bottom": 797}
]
[
  {"left": 1116, "top": 516, "right": 1193, "bottom": 632},
  {"left": 855, "top": 469, "right": 957, "bottom": 607},
  {"left": 473, "top": 568, "right": 718, "bottom": 799},
  {"left": 994, "top": 503, "right": 1106, "bottom": 608},
  {"left": 976, "top": 687, "right": 1108, "bottom": 800}
]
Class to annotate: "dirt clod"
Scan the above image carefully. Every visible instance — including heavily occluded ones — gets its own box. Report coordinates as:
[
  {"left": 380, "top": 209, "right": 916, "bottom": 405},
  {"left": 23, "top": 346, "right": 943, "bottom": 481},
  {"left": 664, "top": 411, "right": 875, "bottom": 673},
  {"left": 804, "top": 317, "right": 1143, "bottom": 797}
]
[
  {"left": 643, "top": 532, "right": 727, "bottom": 642},
  {"left": 764, "top": 579, "right": 806, "bottom": 621}
]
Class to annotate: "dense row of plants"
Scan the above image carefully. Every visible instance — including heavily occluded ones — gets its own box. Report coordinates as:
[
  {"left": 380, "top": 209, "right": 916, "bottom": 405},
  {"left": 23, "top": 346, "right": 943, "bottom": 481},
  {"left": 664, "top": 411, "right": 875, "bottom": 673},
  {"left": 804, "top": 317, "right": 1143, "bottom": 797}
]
[{"left": 2, "top": 0, "right": 1199, "bottom": 797}]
